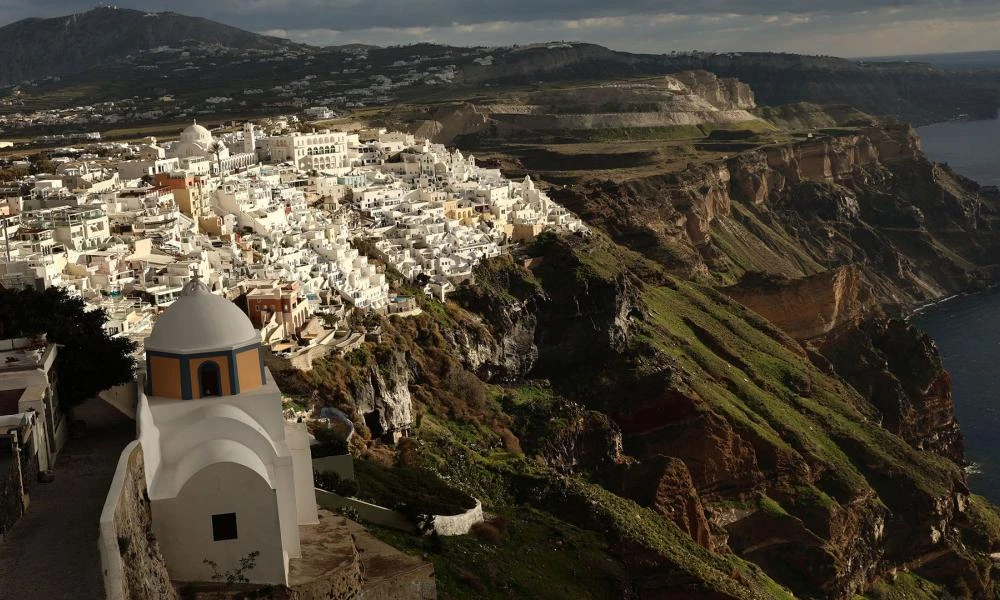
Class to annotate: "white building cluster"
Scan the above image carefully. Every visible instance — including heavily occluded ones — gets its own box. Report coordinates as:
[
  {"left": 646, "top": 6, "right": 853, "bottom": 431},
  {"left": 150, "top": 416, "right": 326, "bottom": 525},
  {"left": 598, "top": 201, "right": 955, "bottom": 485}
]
[{"left": 0, "top": 120, "right": 584, "bottom": 353}]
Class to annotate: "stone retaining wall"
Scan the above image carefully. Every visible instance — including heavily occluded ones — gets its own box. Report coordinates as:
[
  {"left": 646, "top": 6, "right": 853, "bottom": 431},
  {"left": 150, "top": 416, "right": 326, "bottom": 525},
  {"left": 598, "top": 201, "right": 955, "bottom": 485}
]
[
  {"left": 312, "top": 454, "right": 355, "bottom": 481},
  {"left": 99, "top": 441, "right": 177, "bottom": 600},
  {"left": 315, "top": 488, "right": 484, "bottom": 537},
  {"left": 0, "top": 435, "right": 25, "bottom": 541},
  {"left": 315, "top": 488, "right": 414, "bottom": 531},
  {"left": 432, "top": 499, "right": 484, "bottom": 537}
]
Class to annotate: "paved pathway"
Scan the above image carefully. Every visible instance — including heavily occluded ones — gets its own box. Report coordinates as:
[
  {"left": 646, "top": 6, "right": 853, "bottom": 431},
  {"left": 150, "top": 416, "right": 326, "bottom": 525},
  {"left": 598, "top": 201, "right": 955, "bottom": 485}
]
[{"left": 0, "top": 399, "right": 134, "bottom": 599}]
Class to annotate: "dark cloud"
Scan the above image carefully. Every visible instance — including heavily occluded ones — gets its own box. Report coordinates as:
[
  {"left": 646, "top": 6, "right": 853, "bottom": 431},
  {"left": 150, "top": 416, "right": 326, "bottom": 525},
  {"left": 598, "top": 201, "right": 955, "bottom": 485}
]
[
  {"left": 0, "top": 0, "right": 995, "bottom": 31},
  {"left": 0, "top": 1, "right": 998, "bottom": 55}
]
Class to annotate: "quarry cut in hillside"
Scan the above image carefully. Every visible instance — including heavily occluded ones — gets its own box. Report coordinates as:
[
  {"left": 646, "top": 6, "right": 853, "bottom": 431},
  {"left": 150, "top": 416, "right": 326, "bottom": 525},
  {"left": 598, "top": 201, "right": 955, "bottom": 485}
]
[{"left": 389, "top": 70, "right": 769, "bottom": 144}]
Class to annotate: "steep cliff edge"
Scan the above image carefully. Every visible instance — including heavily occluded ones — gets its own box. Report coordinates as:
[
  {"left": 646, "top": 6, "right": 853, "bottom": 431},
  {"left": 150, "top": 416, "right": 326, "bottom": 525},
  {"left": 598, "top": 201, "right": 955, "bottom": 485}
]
[
  {"left": 445, "top": 234, "right": 1000, "bottom": 599},
  {"left": 552, "top": 123, "right": 999, "bottom": 310},
  {"left": 724, "top": 266, "right": 873, "bottom": 340},
  {"left": 276, "top": 99, "right": 1000, "bottom": 598},
  {"left": 667, "top": 70, "right": 757, "bottom": 111}
]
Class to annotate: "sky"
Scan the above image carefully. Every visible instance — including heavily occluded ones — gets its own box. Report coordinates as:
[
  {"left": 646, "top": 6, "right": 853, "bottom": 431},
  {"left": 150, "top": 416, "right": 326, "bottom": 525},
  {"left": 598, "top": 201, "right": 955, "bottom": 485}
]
[{"left": 2, "top": 1, "right": 1000, "bottom": 57}]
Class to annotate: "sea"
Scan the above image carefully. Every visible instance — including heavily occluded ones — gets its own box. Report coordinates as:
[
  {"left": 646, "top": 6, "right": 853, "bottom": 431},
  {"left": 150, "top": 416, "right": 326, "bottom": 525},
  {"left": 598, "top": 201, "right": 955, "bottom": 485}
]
[{"left": 913, "top": 119, "right": 1000, "bottom": 501}]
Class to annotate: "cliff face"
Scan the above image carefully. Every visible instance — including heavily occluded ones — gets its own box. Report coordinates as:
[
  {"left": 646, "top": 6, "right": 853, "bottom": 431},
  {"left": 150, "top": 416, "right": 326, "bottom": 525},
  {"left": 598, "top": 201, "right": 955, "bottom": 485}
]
[
  {"left": 818, "top": 318, "right": 965, "bottom": 463},
  {"left": 667, "top": 70, "right": 757, "bottom": 111},
  {"left": 283, "top": 103, "right": 1000, "bottom": 598},
  {"left": 554, "top": 123, "right": 999, "bottom": 310},
  {"left": 433, "top": 229, "right": 1000, "bottom": 599},
  {"left": 351, "top": 350, "right": 414, "bottom": 438},
  {"left": 460, "top": 44, "right": 1000, "bottom": 124},
  {"left": 724, "top": 266, "right": 873, "bottom": 340}
]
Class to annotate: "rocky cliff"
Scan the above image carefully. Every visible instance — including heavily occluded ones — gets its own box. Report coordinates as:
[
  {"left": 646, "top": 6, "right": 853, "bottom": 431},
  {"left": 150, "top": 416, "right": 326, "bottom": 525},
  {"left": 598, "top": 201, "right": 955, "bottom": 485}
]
[
  {"left": 724, "top": 266, "right": 873, "bottom": 340},
  {"left": 460, "top": 44, "right": 1000, "bottom": 124},
  {"left": 552, "top": 122, "right": 999, "bottom": 310},
  {"left": 667, "top": 70, "right": 757, "bottom": 111},
  {"left": 277, "top": 104, "right": 1000, "bottom": 599},
  {"left": 451, "top": 233, "right": 997, "bottom": 599}
]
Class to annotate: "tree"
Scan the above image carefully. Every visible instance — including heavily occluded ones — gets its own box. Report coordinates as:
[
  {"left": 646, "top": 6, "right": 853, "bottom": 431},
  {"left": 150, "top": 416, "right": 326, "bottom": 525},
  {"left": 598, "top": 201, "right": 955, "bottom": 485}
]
[
  {"left": 0, "top": 287, "right": 136, "bottom": 409},
  {"left": 208, "top": 141, "right": 227, "bottom": 175},
  {"left": 203, "top": 550, "right": 260, "bottom": 598}
]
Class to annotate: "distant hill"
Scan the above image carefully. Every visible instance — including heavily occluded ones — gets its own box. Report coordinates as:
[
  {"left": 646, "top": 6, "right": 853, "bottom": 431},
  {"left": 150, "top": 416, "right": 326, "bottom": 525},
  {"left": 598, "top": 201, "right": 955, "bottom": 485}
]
[
  {"left": 0, "top": 6, "right": 301, "bottom": 84},
  {"left": 0, "top": 8, "right": 998, "bottom": 126},
  {"left": 464, "top": 44, "right": 1000, "bottom": 124},
  {"left": 863, "top": 49, "right": 1000, "bottom": 70}
]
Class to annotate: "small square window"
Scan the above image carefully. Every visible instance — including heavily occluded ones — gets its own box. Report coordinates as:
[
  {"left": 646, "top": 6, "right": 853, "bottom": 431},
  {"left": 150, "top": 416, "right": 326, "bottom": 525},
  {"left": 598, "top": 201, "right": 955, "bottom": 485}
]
[{"left": 212, "top": 513, "right": 238, "bottom": 541}]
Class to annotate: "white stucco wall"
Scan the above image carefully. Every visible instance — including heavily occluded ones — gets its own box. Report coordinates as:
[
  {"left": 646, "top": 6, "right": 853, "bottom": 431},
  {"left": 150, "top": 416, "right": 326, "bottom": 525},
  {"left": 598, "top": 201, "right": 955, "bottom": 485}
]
[
  {"left": 285, "top": 422, "right": 319, "bottom": 525},
  {"left": 152, "top": 462, "right": 286, "bottom": 585},
  {"left": 99, "top": 440, "right": 140, "bottom": 600},
  {"left": 314, "top": 489, "right": 413, "bottom": 531},
  {"left": 432, "top": 499, "right": 484, "bottom": 537},
  {"left": 312, "top": 455, "right": 355, "bottom": 481}
]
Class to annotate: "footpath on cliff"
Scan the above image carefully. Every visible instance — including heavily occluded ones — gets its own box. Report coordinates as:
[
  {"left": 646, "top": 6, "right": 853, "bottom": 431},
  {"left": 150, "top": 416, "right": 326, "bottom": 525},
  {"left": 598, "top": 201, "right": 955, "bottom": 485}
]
[{"left": 0, "top": 398, "right": 133, "bottom": 599}]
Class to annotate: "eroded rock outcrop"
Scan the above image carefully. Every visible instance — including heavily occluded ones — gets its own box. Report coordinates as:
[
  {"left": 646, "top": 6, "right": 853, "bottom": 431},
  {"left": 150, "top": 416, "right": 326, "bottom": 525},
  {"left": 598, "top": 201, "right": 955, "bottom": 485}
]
[
  {"left": 667, "top": 70, "right": 757, "bottom": 111},
  {"left": 618, "top": 455, "right": 714, "bottom": 550},
  {"left": 724, "top": 266, "right": 873, "bottom": 340},
  {"left": 352, "top": 350, "right": 413, "bottom": 438},
  {"left": 819, "top": 318, "right": 965, "bottom": 462},
  {"left": 389, "top": 71, "right": 765, "bottom": 145}
]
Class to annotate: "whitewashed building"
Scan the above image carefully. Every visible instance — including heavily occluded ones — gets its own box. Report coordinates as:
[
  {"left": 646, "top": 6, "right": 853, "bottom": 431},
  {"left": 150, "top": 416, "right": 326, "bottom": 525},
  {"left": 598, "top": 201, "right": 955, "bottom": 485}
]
[{"left": 138, "top": 278, "right": 317, "bottom": 585}]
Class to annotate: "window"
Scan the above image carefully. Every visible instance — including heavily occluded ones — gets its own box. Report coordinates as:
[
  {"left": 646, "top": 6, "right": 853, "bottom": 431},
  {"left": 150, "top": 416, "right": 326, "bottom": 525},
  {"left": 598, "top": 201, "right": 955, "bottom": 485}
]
[
  {"left": 212, "top": 512, "right": 238, "bottom": 541},
  {"left": 198, "top": 361, "right": 222, "bottom": 397}
]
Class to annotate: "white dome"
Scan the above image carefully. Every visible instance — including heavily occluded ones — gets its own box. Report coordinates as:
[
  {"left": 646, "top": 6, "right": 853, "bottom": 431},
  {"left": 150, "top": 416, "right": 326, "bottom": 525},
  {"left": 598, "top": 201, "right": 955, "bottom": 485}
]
[
  {"left": 180, "top": 121, "right": 214, "bottom": 146},
  {"left": 146, "top": 279, "right": 259, "bottom": 355}
]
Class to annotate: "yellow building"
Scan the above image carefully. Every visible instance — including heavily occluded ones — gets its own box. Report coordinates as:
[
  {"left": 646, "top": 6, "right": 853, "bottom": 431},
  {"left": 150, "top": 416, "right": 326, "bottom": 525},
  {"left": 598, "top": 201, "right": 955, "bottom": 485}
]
[{"left": 145, "top": 278, "right": 266, "bottom": 400}]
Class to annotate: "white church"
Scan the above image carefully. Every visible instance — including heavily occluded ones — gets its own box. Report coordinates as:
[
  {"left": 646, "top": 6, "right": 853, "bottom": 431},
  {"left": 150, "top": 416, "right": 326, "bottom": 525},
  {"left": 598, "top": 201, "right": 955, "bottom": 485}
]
[
  {"left": 136, "top": 277, "right": 316, "bottom": 585},
  {"left": 168, "top": 120, "right": 257, "bottom": 175}
]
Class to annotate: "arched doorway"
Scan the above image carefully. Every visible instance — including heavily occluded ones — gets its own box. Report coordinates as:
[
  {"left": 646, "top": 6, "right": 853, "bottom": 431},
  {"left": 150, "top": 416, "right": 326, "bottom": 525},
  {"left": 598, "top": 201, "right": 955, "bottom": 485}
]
[{"left": 198, "top": 361, "right": 222, "bottom": 397}]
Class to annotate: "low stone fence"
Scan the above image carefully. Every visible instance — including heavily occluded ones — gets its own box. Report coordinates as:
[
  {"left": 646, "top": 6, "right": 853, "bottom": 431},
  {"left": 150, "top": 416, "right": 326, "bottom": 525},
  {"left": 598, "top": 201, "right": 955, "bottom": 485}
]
[
  {"left": 315, "top": 489, "right": 413, "bottom": 532},
  {"left": 99, "top": 441, "right": 177, "bottom": 600},
  {"left": 431, "top": 499, "right": 484, "bottom": 537},
  {"left": 314, "top": 489, "right": 484, "bottom": 537},
  {"left": 0, "top": 434, "right": 25, "bottom": 541},
  {"left": 312, "top": 454, "right": 355, "bottom": 481}
]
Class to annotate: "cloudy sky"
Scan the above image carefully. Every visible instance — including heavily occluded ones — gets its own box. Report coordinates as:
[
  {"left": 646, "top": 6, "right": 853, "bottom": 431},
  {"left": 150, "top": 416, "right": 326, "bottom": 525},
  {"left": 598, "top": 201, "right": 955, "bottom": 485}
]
[{"left": 2, "top": 1, "right": 999, "bottom": 57}]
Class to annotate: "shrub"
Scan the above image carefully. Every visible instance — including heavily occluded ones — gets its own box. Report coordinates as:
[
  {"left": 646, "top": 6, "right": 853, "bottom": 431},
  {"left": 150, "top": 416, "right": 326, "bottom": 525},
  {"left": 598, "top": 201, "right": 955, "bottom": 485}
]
[
  {"left": 311, "top": 426, "right": 349, "bottom": 457},
  {"left": 314, "top": 469, "right": 359, "bottom": 497},
  {"left": 444, "top": 368, "right": 489, "bottom": 412},
  {"left": 456, "top": 568, "right": 487, "bottom": 593}
]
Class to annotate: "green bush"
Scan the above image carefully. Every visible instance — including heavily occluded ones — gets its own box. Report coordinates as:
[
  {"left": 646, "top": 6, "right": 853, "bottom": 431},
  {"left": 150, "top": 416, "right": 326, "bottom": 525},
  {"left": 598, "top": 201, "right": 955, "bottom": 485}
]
[
  {"left": 314, "top": 470, "right": 360, "bottom": 497},
  {"left": 311, "top": 426, "right": 349, "bottom": 457}
]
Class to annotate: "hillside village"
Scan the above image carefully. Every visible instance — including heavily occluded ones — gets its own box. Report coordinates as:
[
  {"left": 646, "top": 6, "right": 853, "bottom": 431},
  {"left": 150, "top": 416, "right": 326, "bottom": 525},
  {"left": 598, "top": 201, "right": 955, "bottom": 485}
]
[
  {"left": 0, "top": 118, "right": 584, "bottom": 356},
  {"left": 0, "top": 116, "right": 585, "bottom": 597}
]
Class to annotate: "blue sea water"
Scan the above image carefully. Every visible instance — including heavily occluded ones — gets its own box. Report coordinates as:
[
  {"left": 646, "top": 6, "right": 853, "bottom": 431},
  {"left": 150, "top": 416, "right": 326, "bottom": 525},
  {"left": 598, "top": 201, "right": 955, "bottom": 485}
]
[
  {"left": 916, "top": 289, "right": 1000, "bottom": 501},
  {"left": 913, "top": 118, "right": 1000, "bottom": 501},
  {"left": 917, "top": 119, "right": 1000, "bottom": 187}
]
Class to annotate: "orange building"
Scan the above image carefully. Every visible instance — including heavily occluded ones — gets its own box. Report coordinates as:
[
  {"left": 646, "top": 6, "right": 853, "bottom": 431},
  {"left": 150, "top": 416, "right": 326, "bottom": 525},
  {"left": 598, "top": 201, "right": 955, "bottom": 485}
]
[
  {"left": 245, "top": 282, "right": 312, "bottom": 339},
  {"left": 155, "top": 172, "right": 208, "bottom": 222}
]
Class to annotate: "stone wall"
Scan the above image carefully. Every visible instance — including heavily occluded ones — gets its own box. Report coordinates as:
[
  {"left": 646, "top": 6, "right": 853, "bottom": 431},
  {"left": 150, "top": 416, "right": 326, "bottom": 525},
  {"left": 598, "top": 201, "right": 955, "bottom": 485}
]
[
  {"left": 315, "top": 489, "right": 413, "bottom": 531},
  {"left": 99, "top": 441, "right": 177, "bottom": 600},
  {"left": 432, "top": 499, "right": 484, "bottom": 537},
  {"left": 0, "top": 434, "right": 25, "bottom": 540},
  {"left": 312, "top": 455, "right": 355, "bottom": 481}
]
